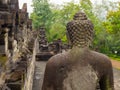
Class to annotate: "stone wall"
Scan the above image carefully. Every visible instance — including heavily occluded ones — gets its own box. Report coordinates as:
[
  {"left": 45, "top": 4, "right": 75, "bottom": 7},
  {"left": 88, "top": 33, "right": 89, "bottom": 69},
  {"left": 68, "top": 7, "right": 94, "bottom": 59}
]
[
  {"left": 0, "top": 1, "right": 34, "bottom": 89},
  {"left": 23, "top": 38, "right": 39, "bottom": 90}
]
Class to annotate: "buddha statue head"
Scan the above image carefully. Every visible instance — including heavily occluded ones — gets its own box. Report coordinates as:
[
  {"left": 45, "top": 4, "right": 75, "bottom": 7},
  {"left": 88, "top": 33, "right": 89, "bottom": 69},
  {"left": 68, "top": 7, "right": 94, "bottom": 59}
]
[{"left": 66, "top": 11, "right": 94, "bottom": 48}]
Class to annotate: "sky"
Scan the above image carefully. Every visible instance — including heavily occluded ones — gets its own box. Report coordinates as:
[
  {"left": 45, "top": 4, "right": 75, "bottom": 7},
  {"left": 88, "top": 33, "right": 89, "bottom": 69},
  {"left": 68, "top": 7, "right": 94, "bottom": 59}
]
[
  {"left": 19, "top": 0, "right": 119, "bottom": 14},
  {"left": 19, "top": 0, "right": 75, "bottom": 13},
  {"left": 19, "top": 0, "right": 33, "bottom": 13}
]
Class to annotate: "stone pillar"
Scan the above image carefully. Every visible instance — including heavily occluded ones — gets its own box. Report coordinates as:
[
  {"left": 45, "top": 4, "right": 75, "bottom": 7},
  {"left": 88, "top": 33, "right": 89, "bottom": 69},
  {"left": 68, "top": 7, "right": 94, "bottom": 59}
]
[
  {"left": 4, "top": 28, "right": 9, "bottom": 56},
  {"left": 38, "top": 27, "right": 47, "bottom": 46}
]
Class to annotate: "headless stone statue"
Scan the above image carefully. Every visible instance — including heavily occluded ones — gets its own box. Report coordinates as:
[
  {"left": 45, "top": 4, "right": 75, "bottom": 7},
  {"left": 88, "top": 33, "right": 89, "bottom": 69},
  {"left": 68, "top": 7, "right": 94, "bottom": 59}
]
[{"left": 42, "top": 11, "right": 114, "bottom": 90}]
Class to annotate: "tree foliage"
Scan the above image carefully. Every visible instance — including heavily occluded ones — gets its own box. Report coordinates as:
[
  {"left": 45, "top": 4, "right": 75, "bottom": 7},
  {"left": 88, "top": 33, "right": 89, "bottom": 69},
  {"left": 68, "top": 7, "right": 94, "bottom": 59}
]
[
  {"left": 31, "top": 0, "right": 52, "bottom": 31},
  {"left": 30, "top": 0, "right": 120, "bottom": 56},
  {"left": 104, "top": 3, "right": 120, "bottom": 34},
  {"left": 103, "top": 3, "right": 120, "bottom": 55},
  {"left": 49, "top": 2, "right": 80, "bottom": 42}
]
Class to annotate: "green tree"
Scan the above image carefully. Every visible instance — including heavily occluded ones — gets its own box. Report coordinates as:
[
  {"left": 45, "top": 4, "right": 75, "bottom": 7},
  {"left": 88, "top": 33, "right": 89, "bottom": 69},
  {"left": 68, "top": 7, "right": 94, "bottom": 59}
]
[
  {"left": 105, "top": 3, "right": 120, "bottom": 34},
  {"left": 103, "top": 2, "right": 120, "bottom": 55},
  {"left": 31, "top": 0, "right": 52, "bottom": 31},
  {"left": 30, "top": 0, "right": 119, "bottom": 55},
  {"left": 49, "top": 1, "right": 80, "bottom": 42}
]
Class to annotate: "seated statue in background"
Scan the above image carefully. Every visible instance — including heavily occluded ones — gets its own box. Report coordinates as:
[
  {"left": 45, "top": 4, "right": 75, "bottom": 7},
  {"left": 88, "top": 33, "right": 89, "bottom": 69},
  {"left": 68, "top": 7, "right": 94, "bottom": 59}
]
[{"left": 42, "top": 11, "right": 114, "bottom": 90}]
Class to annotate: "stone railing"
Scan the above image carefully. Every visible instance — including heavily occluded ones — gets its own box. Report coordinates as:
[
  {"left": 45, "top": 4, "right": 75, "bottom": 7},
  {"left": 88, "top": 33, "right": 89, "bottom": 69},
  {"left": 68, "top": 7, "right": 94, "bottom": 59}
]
[{"left": 23, "top": 38, "right": 39, "bottom": 90}]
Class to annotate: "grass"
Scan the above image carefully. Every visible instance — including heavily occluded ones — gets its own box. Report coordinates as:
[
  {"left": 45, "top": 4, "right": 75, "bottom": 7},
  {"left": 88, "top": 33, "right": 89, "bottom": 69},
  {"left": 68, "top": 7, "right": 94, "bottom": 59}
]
[
  {"left": 110, "top": 57, "right": 120, "bottom": 61},
  {"left": 109, "top": 54, "right": 120, "bottom": 61},
  {"left": 108, "top": 54, "right": 120, "bottom": 69}
]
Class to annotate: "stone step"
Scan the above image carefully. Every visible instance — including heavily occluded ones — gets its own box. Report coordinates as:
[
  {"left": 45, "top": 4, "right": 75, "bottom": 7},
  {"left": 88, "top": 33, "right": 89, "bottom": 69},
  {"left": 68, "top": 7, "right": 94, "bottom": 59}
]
[{"left": 35, "top": 52, "right": 54, "bottom": 61}]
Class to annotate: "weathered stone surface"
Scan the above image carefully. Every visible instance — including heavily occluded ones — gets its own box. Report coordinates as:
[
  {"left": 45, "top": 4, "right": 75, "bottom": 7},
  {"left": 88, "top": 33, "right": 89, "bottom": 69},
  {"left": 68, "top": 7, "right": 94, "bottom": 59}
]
[
  {"left": 0, "top": 0, "right": 34, "bottom": 89},
  {"left": 0, "top": 45, "right": 5, "bottom": 55},
  {"left": 67, "top": 11, "right": 94, "bottom": 48},
  {"left": 42, "top": 12, "right": 114, "bottom": 90},
  {"left": 32, "top": 61, "right": 46, "bottom": 90}
]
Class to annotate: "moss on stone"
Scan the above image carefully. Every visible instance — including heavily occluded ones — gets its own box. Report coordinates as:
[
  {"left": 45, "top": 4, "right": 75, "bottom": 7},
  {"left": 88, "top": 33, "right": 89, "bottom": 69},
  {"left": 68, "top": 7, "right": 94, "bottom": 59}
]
[
  {"left": 106, "top": 78, "right": 112, "bottom": 90},
  {"left": 0, "top": 55, "right": 7, "bottom": 65}
]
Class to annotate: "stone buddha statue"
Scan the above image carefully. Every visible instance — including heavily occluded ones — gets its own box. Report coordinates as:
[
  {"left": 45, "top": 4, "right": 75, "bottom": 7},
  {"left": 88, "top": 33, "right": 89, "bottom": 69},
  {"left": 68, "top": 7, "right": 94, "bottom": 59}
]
[{"left": 42, "top": 11, "right": 114, "bottom": 90}]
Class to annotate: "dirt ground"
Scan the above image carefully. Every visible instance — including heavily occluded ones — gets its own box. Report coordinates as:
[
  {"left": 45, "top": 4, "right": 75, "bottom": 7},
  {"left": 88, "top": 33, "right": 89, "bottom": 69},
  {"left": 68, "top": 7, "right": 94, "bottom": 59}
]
[
  {"left": 111, "top": 60, "right": 120, "bottom": 69},
  {"left": 111, "top": 60, "right": 120, "bottom": 90}
]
